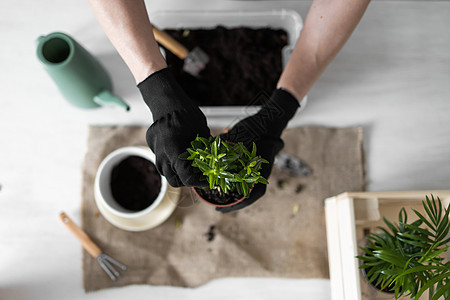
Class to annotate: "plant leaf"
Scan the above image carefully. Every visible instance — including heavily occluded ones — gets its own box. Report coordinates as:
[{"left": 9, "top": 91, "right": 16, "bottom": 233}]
[
  {"left": 217, "top": 153, "right": 226, "bottom": 160},
  {"left": 422, "top": 246, "right": 450, "bottom": 263},
  {"left": 242, "top": 182, "right": 249, "bottom": 197},
  {"left": 383, "top": 217, "right": 399, "bottom": 235},
  {"left": 195, "top": 158, "right": 211, "bottom": 172},
  {"left": 424, "top": 198, "right": 438, "bottom": 227},
  {"left": 240, "top": 143, "right": 251, "bottom": 158},
  {"left": 431, "top": 283, "right": 450, "bottom": 300},
  {"left": 257, "top": 177, "right": 269, "bottom": 184},
  {"left": 197, "top": 136, "right": 209, "bottom": 146},
  {"left": 251, "top": 142, "right": 257, "bottom": 157},
  {"left": 221, "top": 140, "right": 230, "bottom": 150},
  {"left": 415, "top": 271, "right": 450, "bottom": 299},
  {"left": 412, "top": 208, "right": 436, "bottom": 231},
  {"left": 219, "top": 177, "right": 227, "bottom": 193},
  {"left": 208, "top": 173, "right": 215, "bottom": 189},
  {"left": 191, "top": 139, "right": 203, "bottom": 149}
]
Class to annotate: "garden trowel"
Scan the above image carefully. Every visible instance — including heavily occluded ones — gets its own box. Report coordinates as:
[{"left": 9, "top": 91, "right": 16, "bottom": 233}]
[
  {"left": 59, "top": 212, "right": 127, "bottom": 281},
  {"left": 274, "top": 152, "right": 312, "bottom": 177},
  {"left": 152, "top": 25, "right": 209, "bottom": 77}
]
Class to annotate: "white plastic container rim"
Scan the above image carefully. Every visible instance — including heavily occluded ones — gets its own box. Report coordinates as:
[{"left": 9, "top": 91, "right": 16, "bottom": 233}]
[
  {"left": 150, "top": 9, "right": 306, "bottom": 117},
  {"left": 94, "top": 146, "right": 168, "bottom": 219}
]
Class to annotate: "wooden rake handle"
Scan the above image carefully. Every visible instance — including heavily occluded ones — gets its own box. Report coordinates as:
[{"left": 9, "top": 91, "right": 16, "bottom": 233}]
[
  {"left": 152, "top": 25, "right": 189, "bottom": 59},
  {"left": 59, "top": 212, "right": 102, "bottom": 258}
]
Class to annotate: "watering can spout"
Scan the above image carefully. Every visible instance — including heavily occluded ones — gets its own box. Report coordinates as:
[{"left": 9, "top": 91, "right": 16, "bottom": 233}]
[{"left": 93, "top": 90, "right": 130, "bottom": 111}]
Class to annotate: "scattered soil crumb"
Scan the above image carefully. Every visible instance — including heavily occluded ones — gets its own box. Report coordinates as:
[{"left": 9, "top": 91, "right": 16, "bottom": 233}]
[
  {"left": 175, "top": 217, "right": 183, "bottom": 228},
  {"left": 295, "top": 184, "right": 304, "bottom": 194},
  {"left": 277, "top": 179, "right": 288, "bottom": 189},
  {"left": 205, "top": 225, "right": 216, "bottom": 242},
  {"left": 182, "top": 29, "right": 190, "bottom": 37}
]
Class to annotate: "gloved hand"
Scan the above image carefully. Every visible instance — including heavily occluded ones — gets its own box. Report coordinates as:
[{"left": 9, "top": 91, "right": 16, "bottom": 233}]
[
  {"left": 138, "top": 67, "right": 211, "bottom": 187},
  {"left": 217, "top": 88, "right": 300, "bottom": 213}
]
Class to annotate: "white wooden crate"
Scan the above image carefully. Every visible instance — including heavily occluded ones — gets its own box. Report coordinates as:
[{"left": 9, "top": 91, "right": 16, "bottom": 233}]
[{"left": 325, "top": 190, "right": 450, "bottom": 300}]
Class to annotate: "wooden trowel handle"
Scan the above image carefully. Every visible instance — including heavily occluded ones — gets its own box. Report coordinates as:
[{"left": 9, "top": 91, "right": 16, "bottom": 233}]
[
  {"left": 59, "top": 212, "right": 102, "bottom": 258},
  {"left": 152, "top": 25, "right": 189, "bottom": 59}
]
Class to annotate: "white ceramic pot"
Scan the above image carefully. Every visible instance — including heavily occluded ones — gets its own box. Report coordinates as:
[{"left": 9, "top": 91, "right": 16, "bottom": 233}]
[{"left": 94, "top": 146, "right": 179, "bottom": 231}]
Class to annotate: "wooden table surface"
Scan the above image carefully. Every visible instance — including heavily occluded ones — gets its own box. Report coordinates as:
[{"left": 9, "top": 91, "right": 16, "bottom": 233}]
[{"left": 1, "top": 0, "right": 449, "bottom": 299}]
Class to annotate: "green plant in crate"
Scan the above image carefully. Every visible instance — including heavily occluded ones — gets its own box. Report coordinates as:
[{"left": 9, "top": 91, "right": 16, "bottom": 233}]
[
  {"left": 179, "top": 135, "right": 269, "bottom": 198},
  {"left": 357, "top": 195, "right": 450, "bottom": 300}
]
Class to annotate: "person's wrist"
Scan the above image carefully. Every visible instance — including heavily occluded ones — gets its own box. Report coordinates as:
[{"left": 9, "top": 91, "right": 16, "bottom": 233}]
[
  {"left": 135, "top": 60, "right": 168, "bottom": 84},
  {"left": 276, "top": 80, "right": 305, "bottom": 103}
]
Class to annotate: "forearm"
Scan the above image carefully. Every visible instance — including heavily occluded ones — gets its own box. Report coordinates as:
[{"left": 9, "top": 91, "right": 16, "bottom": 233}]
[
  {"left": 278, "top": 0, "right": 370, "bottom": 101},
  {"left": 87, "top": 0, "right": 167, "bottom": 83}
]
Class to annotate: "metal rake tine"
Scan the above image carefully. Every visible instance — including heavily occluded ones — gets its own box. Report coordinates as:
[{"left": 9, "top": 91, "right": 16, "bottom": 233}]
[
  {"left": 97, "top": 255, "right": 118, "bottom": 281},
  {"left": 58, "top": 212, "right": 128, "bottom": 282},
  {"left": 101, "top": 257, "right": 121, "bottom": 278},
  {"left": 103, "top": 253, "right": 127, "bottom": 271}
]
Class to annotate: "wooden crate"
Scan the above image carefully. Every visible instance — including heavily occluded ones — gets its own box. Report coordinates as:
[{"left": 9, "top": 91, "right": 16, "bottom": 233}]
[{"left": 325, "top": 190, "right": 450, "bottom": 300}]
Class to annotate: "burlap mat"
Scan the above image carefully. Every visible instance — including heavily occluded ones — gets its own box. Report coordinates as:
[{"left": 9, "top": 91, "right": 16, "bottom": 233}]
[{"left": 81, "top": 125, "right": 364, "bottom": 291}]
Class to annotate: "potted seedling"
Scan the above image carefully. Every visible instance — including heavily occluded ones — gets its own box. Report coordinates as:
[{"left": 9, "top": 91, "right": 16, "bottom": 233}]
[
  {"left": 357, "top": 195, "right": 450, "bottom": 300},
  {"left": 179, "top": 135, "right": 269, "bottom": 207}
]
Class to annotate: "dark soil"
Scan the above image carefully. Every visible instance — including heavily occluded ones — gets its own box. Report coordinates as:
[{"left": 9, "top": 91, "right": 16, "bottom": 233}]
[
  {"left": 110, "top": 155, "right": 161, "bottom": 211},
  {"left": 295, "top": 183, "right": 304, "bottom": 194},
  {"left": 195, "top": 187, "right": 243, "bottom": 205},
  {"left": 205, "top": 225, "right": 216, "bottom": 242},
  {"left": 163, "top": 26, "right": 288, "bottom": 106}
]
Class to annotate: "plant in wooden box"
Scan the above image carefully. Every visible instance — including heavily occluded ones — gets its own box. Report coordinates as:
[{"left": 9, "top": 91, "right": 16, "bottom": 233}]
[
  {"left": 179, "top": 135, "right": 269, "bottom": 207},
  {"left": 357, "top": 195, "right": 450, "bottom": 300}
]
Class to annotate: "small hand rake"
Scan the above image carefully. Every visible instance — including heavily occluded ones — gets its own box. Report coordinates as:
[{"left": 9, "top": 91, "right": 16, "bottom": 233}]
[{"left": 59, "top": 212, "right": 127, "bottom": 281}]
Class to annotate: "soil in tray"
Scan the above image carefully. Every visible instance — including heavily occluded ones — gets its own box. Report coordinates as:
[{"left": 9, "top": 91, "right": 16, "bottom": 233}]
[
  {"left": 163, "top": 26, "right": 288, "bottom": 106},
  {"left": 195, "top": 187, "right": 243, "bottom": 206},
  {"left": 110, "top": 155, "right": 161, "bottom": 211}
]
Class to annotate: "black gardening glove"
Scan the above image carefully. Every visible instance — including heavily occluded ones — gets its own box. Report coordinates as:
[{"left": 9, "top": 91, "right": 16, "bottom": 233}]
[
  {"left": 217, "top": 88, "right": 300, "bottom": 213},
  {"left": 138, "top": 67, "right": 211, "bottom": 187}
]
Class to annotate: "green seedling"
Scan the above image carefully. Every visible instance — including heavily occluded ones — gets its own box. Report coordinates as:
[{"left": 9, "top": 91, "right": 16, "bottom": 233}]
[
  {"left": 357, "top": 195, "right": 450, "bottom": 300},
  {"left": 179, "top": 136, "right": 269, "bottom": 198}
]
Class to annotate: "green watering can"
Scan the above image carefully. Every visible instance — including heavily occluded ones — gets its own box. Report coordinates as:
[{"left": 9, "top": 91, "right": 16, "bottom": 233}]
[{"left": 36, "top": 32, "right": 129, "bottom": 111}]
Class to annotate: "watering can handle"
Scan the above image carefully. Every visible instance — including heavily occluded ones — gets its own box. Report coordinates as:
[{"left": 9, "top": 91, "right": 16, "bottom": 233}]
[{"left": 59, "top": 212, "right": 102, "bottom": 258}]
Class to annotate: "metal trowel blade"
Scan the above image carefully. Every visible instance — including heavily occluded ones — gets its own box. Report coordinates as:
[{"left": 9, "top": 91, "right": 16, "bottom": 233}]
[{"left": 183, "top": 47, "right": 210, "bottom": 77}]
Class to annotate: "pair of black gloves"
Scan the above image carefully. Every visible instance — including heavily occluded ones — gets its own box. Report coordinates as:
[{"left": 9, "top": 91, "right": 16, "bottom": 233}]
[{"left": 138, "top": 68, "right": 299, "bottom": 213}]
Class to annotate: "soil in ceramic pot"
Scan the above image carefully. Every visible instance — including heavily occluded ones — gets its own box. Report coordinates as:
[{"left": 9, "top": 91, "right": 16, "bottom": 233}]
[
  {"left": 110, "top": 155, "right": 161, "bottom": 211},
  {"left": 195, "top": 187, "right": 243, "bottom": 206},
  {"left": 163, "top": 26, "right": 288, "bottom": 106}
]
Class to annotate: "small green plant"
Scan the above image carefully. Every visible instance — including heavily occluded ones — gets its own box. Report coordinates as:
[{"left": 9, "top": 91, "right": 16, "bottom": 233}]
[
  {"left": 357, "top": 195, "right": 450, "bottom": 300},
  {"left": 179, "top": 135, "right": 269, "bottom": 198}
]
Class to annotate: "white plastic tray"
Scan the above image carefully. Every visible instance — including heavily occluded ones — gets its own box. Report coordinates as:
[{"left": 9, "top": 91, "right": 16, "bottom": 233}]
[{"left": 151, "top": 10, "right": 306, "bottom": 118}]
